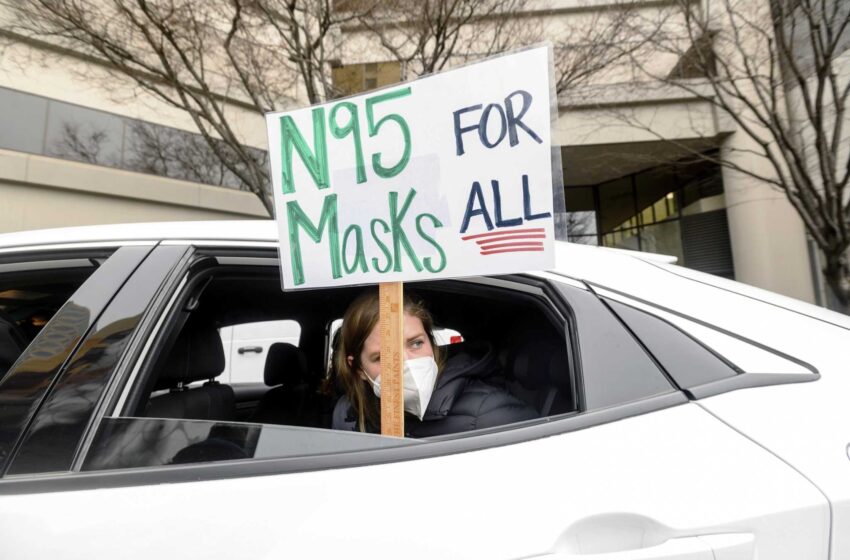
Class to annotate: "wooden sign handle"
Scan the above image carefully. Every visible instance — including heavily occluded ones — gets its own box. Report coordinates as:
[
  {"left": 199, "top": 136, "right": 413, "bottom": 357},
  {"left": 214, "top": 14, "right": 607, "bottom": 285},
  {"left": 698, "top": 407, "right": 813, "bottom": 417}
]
[{"left": 379, "top": 281, "right": 405, "bottom": 437}]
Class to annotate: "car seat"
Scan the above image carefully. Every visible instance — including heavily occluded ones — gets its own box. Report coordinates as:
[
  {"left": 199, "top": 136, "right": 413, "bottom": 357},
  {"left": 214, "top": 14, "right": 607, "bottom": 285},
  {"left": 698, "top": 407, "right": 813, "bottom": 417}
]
[
  {"left": 507, "top": 336, "right": 572, "bottom": 416},
  {"left": 146, "top": 322, "right": 235, "bottom": 421},
  {"left": 252, "top": 342, "right": 320, "bottom": 426}
]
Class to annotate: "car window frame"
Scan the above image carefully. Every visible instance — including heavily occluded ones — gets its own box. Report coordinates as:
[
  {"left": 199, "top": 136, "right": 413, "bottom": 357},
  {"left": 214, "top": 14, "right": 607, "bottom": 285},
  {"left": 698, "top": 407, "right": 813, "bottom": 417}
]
[
  {"left": 0, "top": 244, "right": 155, "bottom": 476},
  {"left": 0, "top": 243, "right": 691, "bottom": 493}
]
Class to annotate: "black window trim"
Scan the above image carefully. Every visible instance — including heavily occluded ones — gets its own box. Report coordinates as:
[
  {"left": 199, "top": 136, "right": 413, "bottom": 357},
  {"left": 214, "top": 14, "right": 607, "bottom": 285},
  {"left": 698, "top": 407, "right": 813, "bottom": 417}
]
[
  {"left": 0, "top": 245, "right": 154, "bottom": 476},
  {"left": 585, "top": 281, "right": 820, "bottom": 399},
  {"left": 71, "top": 245, "right": 196, "bottom": 471}
]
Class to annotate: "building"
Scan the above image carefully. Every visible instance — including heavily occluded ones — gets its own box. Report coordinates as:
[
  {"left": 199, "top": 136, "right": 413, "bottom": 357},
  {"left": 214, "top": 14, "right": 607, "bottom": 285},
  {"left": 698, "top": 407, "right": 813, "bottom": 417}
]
[
  {"left": 0, "top": 8, "right": 270, "bottom": 232},
  {"left": 1, "top": 0, "right": 845, "bottom": 309}
]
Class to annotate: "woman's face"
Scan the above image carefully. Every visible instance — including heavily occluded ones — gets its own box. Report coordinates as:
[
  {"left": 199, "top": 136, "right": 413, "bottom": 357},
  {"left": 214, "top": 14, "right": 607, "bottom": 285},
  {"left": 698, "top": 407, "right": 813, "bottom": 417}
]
[{"left": 356, "top": 312, "right": 434, "bottom": 381}]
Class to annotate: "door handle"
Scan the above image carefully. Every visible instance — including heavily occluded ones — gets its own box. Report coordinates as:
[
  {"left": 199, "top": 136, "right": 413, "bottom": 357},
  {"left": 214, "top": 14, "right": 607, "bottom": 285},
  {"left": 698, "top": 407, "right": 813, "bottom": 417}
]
[
  {"left": 237, "top": 346, "right": 263, "bottom": 354},
  {"left": 522, "top": 533, "right": 753, "bottom": 560}
]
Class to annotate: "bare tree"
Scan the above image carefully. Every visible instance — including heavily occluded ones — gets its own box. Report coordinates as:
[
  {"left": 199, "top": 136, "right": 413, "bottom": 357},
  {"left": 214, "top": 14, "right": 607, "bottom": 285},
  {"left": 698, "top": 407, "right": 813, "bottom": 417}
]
[
  {"left": 351, "top": 0, "right": 537, "bottom": 80},
  {"left": 619, "top": 0, "right": 850, "bottom": 308},
  {"left": 126, "top": 121, "right": 269, "bottom": 189},
  {"left": 3, "top": 0, "right": 361, "bottom": 215},
  {"left": 352, "top": 0, "right": 646, "bottom": 96},
  {"left": 551, "top": 3, "right": 654, "bottom": 94}
]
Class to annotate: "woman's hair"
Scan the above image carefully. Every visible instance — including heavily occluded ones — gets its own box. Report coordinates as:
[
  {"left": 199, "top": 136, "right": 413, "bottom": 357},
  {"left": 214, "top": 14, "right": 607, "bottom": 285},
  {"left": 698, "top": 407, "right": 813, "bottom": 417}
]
[{"left": 334, "top": 290, "right": 442, "bottom": 432}]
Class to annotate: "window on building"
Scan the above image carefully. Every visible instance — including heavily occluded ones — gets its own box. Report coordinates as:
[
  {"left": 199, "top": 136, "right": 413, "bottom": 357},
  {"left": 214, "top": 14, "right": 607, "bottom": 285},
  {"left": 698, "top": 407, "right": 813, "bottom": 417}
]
[
  {"left": 0, "top": 86, "right": 268, "bottom": 193},
  {"left": 331, "top": 61, "right": 403, "bottom": 96},
  {"left": 564, "top": 153, "right": 735, "bottom": 279}
]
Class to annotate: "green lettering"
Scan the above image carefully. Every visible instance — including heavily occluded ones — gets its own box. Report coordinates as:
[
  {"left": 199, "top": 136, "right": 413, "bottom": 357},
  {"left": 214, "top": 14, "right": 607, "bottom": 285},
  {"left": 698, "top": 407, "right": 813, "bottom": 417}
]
[
  {"left": 286, "top": 195, "right": 341, "bottom": 285},
  {"left": 416, "top": 213, "right": 446, "bottom": 273},
  {"left": 370, "top": 218, "right": 393, "bottom": 273},
  {"left": 366, "top": 87, "right": 412, "bottom": 179},
  {"left": 342, "top": 224, "right": 368, "bottom": 274},
  {"left": 280, "top": 109, "right": 329, "bottom": 195},
  {"left": 389, "top": 189, "right": 423, "bottom": 273},
  {"left": 329, "top": 102, "right": 366, "bottom": 184}
]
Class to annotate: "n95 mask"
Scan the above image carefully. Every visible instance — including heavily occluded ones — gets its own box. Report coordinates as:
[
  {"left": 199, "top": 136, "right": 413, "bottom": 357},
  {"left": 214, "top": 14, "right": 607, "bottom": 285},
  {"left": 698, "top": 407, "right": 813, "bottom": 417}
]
[{"left": 364, "top": 356, "right": 439, "bottom": 420}]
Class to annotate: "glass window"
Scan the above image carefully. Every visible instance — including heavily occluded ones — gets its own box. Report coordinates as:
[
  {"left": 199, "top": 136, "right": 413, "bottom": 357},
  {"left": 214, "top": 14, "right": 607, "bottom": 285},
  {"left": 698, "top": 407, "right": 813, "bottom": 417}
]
[
  {"left": 605, "top": 298, "right": 737, "bottom": 388},
  {"left": 597, "top": 176, "right": 633, "bottom": 236},
  {"left": 640, "top": 220, "right": 683, "bottom": 262},
  {"left": 81, "top": 417, "right": 419, "bottom": 471},
  {"left": 0, "top": 87, "right": 48, "bottom": 154},
  {"left": 219, "top": 319, "right": 302, "bottom": 385},
  {"left": 94, "top": 260, "right": 581, "bottom": 470},
  {"left": 635, "top": 167, "right": 679, "bottom": 225},
  {"left": 565, "top": 187, "right": 598, "bottom": 243},
  {"left": 45, "top": 100, "right": 125, "bottom": 167},
  {"left": 331, "top": 61, "right": 402, "bottom": 96},
  {"left": 0, "top": 86, "right": 268, "bottom": 193}
]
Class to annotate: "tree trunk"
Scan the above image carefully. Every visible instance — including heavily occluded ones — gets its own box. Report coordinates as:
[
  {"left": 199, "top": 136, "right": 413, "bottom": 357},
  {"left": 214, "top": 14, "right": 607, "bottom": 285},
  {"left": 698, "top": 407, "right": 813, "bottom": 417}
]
[{"left": 823, "top": 250, "right": 850, "bottom": 312}]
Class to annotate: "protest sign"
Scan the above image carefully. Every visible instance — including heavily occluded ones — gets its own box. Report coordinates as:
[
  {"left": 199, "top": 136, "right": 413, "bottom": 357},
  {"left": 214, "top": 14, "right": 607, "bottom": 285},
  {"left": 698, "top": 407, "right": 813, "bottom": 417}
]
[{"left": 266, "top": 45, "right": 556, "bottom": 290}]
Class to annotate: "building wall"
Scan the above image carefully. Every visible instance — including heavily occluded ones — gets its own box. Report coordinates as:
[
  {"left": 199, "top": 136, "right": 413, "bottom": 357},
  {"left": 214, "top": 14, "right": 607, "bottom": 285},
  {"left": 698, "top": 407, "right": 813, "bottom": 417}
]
[
  {"left": 0, "top": 149, "right": 268, "bottom": 234},
  {"left": 0, "top": 25, "right": 272, "bottom": 233},
  {"left": 0, "top": 0, "right": 834, "bottom": 306}
]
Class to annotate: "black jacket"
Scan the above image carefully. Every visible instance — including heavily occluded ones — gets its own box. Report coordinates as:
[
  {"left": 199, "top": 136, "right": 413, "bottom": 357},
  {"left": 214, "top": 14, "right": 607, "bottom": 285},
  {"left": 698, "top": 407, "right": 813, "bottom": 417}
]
[{"left": 332, "top": 342, "right": 538, "bottom": 437}]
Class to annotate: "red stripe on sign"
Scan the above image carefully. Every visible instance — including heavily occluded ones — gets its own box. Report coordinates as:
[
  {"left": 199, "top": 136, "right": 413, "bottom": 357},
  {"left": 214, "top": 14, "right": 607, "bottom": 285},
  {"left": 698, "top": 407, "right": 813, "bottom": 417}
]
[
  {"left": 461, "top": 227, "right": 545, "bottom": 241},
  {"left": 476, "top": 233, "right": 546, "bottom": 245},
  {"left": 481, "top": 247, "right": 546, "bottom": 255},
  {"left": 479, "top": 241, "right": 544, "bottom": 251}
]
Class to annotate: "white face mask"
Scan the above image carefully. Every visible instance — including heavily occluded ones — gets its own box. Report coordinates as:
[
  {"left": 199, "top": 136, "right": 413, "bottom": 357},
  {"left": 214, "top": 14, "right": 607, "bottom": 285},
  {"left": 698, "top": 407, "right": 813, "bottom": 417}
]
[{"left": 363, "top": 356, "right": 439, "bottom": 420}]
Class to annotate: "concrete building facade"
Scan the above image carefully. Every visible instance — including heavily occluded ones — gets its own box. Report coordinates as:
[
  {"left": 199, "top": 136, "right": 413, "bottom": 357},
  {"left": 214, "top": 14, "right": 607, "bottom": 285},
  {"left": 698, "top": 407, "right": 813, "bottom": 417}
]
[{"left": 1, "top": 0, "right": 844, "bottom": 308}]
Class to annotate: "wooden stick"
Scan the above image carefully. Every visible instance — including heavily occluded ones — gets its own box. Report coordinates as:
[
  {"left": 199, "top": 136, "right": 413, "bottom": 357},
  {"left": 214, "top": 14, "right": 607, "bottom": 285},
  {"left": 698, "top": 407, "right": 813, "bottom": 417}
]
[{"left": 378, "top": 281, "right": 404, "bottom": 437}]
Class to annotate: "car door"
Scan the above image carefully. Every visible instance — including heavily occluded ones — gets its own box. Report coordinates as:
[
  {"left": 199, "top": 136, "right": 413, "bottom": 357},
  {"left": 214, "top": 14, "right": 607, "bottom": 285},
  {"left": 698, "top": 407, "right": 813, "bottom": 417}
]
[{"left": 0, "top": 244, "right": 830, "bottom": 560}]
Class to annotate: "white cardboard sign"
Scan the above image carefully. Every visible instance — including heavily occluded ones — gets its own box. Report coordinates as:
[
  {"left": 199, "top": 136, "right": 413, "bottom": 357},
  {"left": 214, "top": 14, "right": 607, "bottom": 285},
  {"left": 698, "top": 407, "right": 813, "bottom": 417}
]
[{"left": 266, "top": 46, "right": 555, "bottom": 290}]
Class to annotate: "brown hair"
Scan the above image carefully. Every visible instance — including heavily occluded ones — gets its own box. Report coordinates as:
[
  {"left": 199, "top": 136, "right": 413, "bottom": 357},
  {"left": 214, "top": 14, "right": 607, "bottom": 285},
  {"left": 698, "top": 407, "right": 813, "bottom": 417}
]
[{"left": 334, "top": 290, "right": 443, "bottom": 432}]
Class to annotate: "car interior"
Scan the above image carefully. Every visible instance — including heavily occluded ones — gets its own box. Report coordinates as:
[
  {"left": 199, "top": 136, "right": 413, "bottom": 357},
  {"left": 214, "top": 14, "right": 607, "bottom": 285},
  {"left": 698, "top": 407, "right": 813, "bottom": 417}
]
[{"left": 121, "top": 262, "right": 576, "bottom": 436}]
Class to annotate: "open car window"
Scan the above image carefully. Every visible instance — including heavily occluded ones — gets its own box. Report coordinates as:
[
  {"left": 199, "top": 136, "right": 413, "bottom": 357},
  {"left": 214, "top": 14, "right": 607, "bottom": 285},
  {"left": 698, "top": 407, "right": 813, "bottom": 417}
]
[
  {"left": 2, "top": 246, "right": 672, "bottom": 478},
  {"left": 86, "top": 252, "right": 580, "bottom": 469}
]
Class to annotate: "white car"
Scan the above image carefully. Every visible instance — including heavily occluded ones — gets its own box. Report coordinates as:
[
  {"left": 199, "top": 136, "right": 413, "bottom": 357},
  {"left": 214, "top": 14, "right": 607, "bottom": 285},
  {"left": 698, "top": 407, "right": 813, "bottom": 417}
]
[{"left": 0, "top": 220, "right": 848, "bottom": 560}]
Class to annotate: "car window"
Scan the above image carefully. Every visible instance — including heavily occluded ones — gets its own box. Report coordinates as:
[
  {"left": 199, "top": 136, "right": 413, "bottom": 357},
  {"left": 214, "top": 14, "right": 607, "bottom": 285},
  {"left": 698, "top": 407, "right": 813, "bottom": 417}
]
[
  {"left": 219, "top": 319, "right": 302, "bottom": 385},
  {"left": 604, "top": 298, "right": 739, "bottom": 389},
  {"left": 1, "top": 247, "right": 679, "bottom": 479},
  {"left": 87, "top": 257, "right": 577, "bottom": 466},
  {"left": 82, "top": 418, "right": 418, "bottom": 471},
  {"left": 597, "top": 287, "right": 816, "bottom": 375},
  {"left": 0, "top": 246, "right": 163, "bottom": 476}
]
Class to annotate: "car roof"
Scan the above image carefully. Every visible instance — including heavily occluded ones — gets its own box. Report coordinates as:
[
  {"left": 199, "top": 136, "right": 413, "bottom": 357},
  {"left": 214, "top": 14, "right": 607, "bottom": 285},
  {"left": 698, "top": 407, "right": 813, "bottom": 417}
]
[
  {"left": 0, "top": 220, "right": 675, "bottom": 265},
  {"left": 0, "top": 220, "right": 281, "bottom": 249},
  {"left": 2, "top": 219, "right": 847, "bottom": 332}
]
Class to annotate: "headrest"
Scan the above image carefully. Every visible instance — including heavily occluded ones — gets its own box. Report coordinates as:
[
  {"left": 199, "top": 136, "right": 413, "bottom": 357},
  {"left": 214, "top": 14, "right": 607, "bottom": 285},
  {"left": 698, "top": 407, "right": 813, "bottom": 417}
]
[
  {"left": 156, "top": 322, "right": 225, "bottom": 389},
  {"left": 264, "top": 342, "right": 308, "bottom": 387},
  {"left": 510, "top": 337, "right": 568, "bottom": 390}
]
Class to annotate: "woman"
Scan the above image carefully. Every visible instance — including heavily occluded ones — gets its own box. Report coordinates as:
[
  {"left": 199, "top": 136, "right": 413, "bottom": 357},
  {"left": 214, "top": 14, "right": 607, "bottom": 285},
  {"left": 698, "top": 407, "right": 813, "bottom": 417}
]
[{"left": 331, "top": 290, "right": 538, "bottom": 437}]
